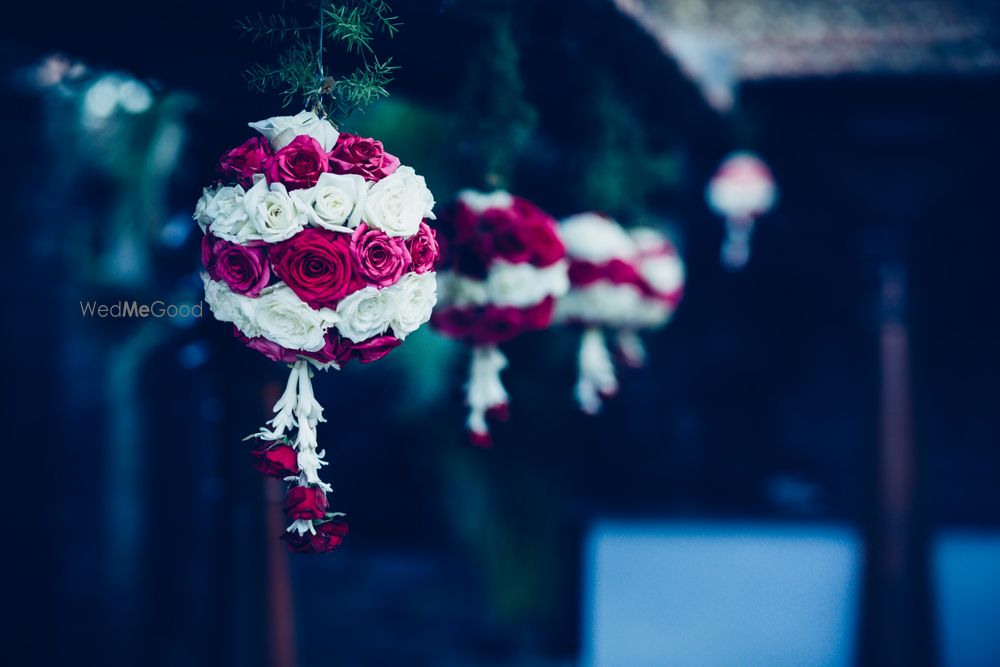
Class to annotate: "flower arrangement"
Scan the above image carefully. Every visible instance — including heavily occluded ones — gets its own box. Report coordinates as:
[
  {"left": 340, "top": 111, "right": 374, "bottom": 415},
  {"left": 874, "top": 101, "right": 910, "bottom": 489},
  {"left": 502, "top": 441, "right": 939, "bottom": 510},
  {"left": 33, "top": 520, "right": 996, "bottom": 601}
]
[
  {"left": 432, "top": 190, "right": 568, "bottom": 445},
  {"left": 705, "top": 151, "right": 777, "bottom": 270},
  {"left": 196, "top": 110, "right": 439, "bottom": 552},
  {"left": 555, "top": 213, "right": 684, "bottom": 414}
]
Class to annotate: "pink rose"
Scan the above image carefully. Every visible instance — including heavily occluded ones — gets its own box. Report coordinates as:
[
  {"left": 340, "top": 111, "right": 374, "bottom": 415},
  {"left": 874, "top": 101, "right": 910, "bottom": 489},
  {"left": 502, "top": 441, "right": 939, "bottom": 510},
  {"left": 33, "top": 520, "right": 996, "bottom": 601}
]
[
  {"left": 202, "top": 234, "right": 270, "bottom": 296},
  {"left": 483, "top": 207, "right": 531, "bottom": 263},
  {"left": 217, "top": 137, "right": 272, "bottom": 188},
  {"left": 233, "top": 328, "right": 300, "bottom": 363},
  {"left": 511, "top": 199, "right": 565, "bottom": 266},
  {"left": 485, "top": 199, "right": 565, "bottom": 267},
  {"left": 351, "top": 335, "right": 401, "bottom": 363},
  {"left": 264, "top": 135, "right": 330, "bottom": 190},
  {"left": 350, "top": 224, "right": 411, "bottom": 287},
  {"left": 328, "top": 133, "right": 400, "bottom": 181},
  {"left": 300, "top": 332, "right": 354, "bottom": 367},
  {"left": 283, "top": 485, "right": 328, "bottom": 521},
  {"left": 407, "top": 222, "right": 439, "bottom": 273},
  {"left": 282, "top": 517, "right": 349, "bottom": 553},
  {"left": 270, "top": 228, "right": 359, "bottom": 309}
]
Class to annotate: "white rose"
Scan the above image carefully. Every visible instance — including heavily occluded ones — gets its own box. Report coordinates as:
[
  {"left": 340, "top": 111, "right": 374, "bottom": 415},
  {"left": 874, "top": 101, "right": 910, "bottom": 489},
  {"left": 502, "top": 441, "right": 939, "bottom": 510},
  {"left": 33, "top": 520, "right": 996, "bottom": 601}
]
[
  {"left": 252, "top": 284, "right": 338, "bottom": 352},
  {"left": 334, "top": 285, "right": 394, "bottom": 343},
  {"left": 363, "top": 166, "right": 436, "bottom": 238},
  {"left": 487, "top": 261, "right": 569, "bottom": 307},
  {"left": 194, "top": 185, "right": 259, "bottom": 242},
  {"left": 248, "top": 110, "right": 340, "bottom": 152},
  {"left": 202, "top": 273, "right": 259, "bottom": 337},
  {"left": 244, "top": 179, "right": 306, "bottom": 243},
  {"left": 560, "top": 213, "right": 637, "bottom": 263},
  {"left": 555, "top": 282, "right": 647, "bottom": 327},
  {"left": 291, "top": 172, "right": 369, "bottom": 231},
  {"left": 458, "top": 189, "right": 513, "bottom": 213},
  {"left": 639, "top": 256, "right": 684, "bottom": 294},
  {"left": 384, "top": 271, "right": 437, "bottom": 340},
  {"left": 435, "top": 271, "right": 489, "bottom": 308}
]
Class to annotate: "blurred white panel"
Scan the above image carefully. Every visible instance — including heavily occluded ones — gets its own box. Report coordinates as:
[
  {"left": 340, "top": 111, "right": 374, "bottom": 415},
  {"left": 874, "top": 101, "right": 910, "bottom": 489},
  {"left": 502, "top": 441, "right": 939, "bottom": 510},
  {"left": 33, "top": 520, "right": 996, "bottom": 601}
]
[
  {"left": 934, "top": 531, "right": 1000, "bottom": 667},
  {"left": 582, "top": 521, "right": 862, "bottom": 667}
]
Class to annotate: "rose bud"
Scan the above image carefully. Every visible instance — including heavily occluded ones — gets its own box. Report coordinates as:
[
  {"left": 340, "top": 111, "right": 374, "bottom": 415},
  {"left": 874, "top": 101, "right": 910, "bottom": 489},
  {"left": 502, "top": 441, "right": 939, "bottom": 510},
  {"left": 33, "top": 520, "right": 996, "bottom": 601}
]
[
  {"left": 283, "top": 485, "right": 329, "bottom": 520},
  {"left": 468, "top": 430, "right": 493, "bottom": 449},
  {"left": 486, "top": 403, "right": 509, "bottom": 422},
  {"left": 250, "top": 441, "right": 299, "bottom": 478},
  {"left": 283, "top": 517, "right": 350, "bottom": 554}
]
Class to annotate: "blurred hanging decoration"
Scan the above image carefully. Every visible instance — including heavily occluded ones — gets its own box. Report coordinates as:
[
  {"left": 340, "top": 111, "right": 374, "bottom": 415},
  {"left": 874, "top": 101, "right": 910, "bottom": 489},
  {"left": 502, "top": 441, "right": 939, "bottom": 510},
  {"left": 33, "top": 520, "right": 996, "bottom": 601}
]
[
  {"left": 196, "top": 0, "right": 440, "bottom": 553},
  {"left": 433, "top": 192, "right": 567, "bottom": 445},
  {"left": 432, "top": 4, "right": 568, "bottom": 446},
  {"left": 555, "top": 214, "right": 684, "bottom": 414},
  {"left": 705, "top": 151, "right": 777, "bottom": 271}
]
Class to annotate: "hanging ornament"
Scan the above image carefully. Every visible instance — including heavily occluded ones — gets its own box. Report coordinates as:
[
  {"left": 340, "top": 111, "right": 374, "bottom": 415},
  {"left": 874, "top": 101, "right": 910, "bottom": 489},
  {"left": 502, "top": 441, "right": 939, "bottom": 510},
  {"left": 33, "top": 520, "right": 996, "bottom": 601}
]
[
  {"left": 196, "top": 1, "right": 437, "bottom": 553},
  {"left": 555, "top": 213, "right": 684, "bottom": 414},
  {"left": 705, "top": 151, "right": 777, "bottom": 271},
  {"left": 432, "top": 190, "right": 569, "bottom": 446}
]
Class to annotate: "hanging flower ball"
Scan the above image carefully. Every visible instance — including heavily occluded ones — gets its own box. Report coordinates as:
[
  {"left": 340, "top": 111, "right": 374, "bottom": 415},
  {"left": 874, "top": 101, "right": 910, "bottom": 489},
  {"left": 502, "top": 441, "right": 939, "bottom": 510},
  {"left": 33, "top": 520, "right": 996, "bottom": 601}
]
[
  {"left": 705, "top": 151, "right": 777, "bottom": 270},
  {"left": 432, "top": 190, "right": 569, "bottom": 446},
  {"left": 195, "top": 110, "right": 440, "bottom": 551},
  {"left": 555, "top": 213, "right": 685, "bottom": 414},
  {"left": 705, "top": 151, "right": 777, "bottom": 222}
]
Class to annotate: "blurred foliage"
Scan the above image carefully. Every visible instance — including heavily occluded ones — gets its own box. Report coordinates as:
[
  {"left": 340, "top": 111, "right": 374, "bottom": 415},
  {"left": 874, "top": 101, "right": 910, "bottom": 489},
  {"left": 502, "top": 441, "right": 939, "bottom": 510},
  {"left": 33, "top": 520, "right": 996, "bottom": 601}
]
[{"left": 452, "top": 0, "right": 537, "bottom": 189}]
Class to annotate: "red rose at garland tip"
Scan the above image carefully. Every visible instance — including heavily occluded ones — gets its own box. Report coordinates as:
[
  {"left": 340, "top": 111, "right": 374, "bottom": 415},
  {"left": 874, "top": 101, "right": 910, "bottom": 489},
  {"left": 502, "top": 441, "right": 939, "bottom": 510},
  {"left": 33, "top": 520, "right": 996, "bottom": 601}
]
[
  {"left": 283, "top": 485, "right": 329, "bottom": 520},
  {"left": 217, "top": 137, "right": 272, "bottom": 189},
  {"left": 264, "top": 134, "right": 330, "bottom": 190},
  {"left": 250, "top": 441, "right": 299, "bottom": 478},
  {"left": 283, "top": 517, "right": 349, "bottom": 554},
  {"left": 270, "top": 227, "right": 358, "bottom": 309},
  {"left": 328, "top": 133, "right": 400, "bottom": 181}
]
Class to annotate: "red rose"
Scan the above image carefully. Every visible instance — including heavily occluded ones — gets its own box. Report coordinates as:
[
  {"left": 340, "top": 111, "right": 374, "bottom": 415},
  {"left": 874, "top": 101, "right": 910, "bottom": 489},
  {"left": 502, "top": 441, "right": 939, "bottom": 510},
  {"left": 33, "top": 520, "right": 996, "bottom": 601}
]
[
  {"left": 350, "top": 224, "right": 410, "bottom": 287},
  {"left": 283, "top": 485, "right": 328, "bottom": 521},
  {"left": 264, "top": 135, "right": 330, "bottom": 190},
  {"left": 483, "top": 207, "right": 532, "bottom": 264},
  {"left": 511, "top": 199, "right": 565, "bottom": 266},
  {"left": 407, "top": 222, "right": 439, "bottom": 273},
  {"left": 234, "top": 327, "right": 300, "bottom": 363},
  {"left": 203, "top": 234, "right": 271, "bottom": 296},
  {"left": 474, "top": 306, "right": 526, "bottom": 344},
  {"left": 217, "top": 137, "right": 272, "bottom": 188},
  {"left": 282, "top": 517, "right": 349, "bottom": 554},
  {"left": 351, "top": 335, "right": 401, "bottom": 363},
  {"left": 270, "top": 228, "right": 358, "bottom": 309},
  {"left": 430, "top": 306, "right": 479, "bottom": 341},
  {"left": 250, "top": 441, "right": 299, "bottom": 478},
  {"left": 328, "top": 133, "right": 400, "bottom": 181}
]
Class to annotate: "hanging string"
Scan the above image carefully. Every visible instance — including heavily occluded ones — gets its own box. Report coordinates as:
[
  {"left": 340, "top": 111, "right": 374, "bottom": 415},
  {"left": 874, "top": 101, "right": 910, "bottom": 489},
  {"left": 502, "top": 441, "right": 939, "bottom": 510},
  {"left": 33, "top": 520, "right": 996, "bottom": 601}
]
[{"left": 317, "top": 2, "right": 325, "bottom": 80}]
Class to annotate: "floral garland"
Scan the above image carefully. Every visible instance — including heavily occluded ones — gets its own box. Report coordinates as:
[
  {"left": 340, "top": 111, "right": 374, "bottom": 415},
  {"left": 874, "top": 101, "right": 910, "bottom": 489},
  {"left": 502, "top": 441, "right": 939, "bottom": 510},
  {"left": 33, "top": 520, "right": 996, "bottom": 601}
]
[
  {"left": 554, "top": 213, "right": 684, "bottom": 414},
  {"left": 432, "top": 190, "right": 568, "bottom": 446},
  {"left": 195, "top": 110, "right": 439, "bottom": 552}
]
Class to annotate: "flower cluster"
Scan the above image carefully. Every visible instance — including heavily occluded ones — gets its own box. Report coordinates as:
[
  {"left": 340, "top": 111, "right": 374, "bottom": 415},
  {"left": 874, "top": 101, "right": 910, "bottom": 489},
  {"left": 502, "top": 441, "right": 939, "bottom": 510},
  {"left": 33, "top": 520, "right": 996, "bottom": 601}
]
[
  {"left": 432, "top": 190, "right": 569, "bottom": 445},
  {"left": 195, "top": 110, "right": 439, "bottom": 552},
  {"left": 554, "top": 213, "right": 685, "bottom": 414}
]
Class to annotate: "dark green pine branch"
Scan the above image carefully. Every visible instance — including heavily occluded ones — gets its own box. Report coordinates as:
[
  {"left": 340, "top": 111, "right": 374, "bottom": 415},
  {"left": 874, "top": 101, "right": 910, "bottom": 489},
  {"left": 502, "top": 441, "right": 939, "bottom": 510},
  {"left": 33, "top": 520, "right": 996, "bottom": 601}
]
[{"left": 238, "top": 0, "right": 401, "bottom": 124}]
